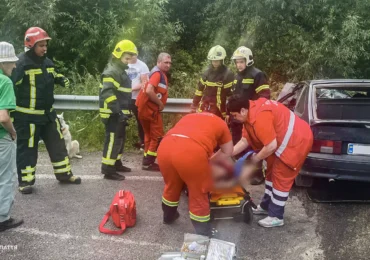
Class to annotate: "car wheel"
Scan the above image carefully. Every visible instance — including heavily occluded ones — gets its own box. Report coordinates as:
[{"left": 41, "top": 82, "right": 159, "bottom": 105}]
[{"left": 295, "top": 174, "right": 313, "bottom": 187}]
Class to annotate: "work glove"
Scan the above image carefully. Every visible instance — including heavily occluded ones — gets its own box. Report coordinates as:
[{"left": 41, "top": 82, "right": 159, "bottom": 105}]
[
  {"left": 234, "top": 151, "right": 255, "bottom": 178},
  {"left": 118, "top": 111, "right": 131, "bottom": 126},
  {"left": 58, "top": 75, "right": 70, "bottom": 88}
]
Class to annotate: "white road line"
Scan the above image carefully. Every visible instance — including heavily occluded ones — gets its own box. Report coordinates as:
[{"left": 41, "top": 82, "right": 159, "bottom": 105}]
[
  {"left": 36, "top": 174, "right": 163, "bottom": 181},
  {"left": 13, "top": 227, "right": 174, "bottom": 250}
]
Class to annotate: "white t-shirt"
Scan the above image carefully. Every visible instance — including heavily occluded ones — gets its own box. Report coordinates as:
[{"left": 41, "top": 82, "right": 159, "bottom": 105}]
[{"left": 126, "top": 59, "right": 150, "bottom": 99}]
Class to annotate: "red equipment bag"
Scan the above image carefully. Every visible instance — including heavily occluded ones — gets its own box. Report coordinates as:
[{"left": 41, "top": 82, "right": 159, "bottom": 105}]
[{"left": 99, "top": 190, "right": 137, "bottom": 235}]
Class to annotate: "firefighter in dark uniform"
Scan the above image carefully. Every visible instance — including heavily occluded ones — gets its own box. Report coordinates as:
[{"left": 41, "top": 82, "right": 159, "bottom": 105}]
[
  {"left": 99, "top": 40, "right": 137, "bottom": 180},
  {"left": 11, "top": 27, "right": 81, "bottom": 194},
  {"left": 230, "top": 46, "right": 271, "bottom": 185},
  {"left": 190, "top": 45, "right": 234, "bottom": 118}
]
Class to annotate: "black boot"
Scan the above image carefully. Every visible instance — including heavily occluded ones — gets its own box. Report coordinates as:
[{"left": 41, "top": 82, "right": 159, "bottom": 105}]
[
  {"left": 191, "top": 220, "right": 212, "bottom": 237},
  {"left": 102, "top": 165, "right": 125, "bottom": 181},
  {"left": 0, "top": 218, "right": 24, "bottom": 232},
  {"left": 142, "top": 155, "right": 160, "bottom": 171},
  {"left": 115, "top": 161, "right": 131, "bottom": 173},
  {"left": 162, "top": 203, "right": 180, "bottom": 224}
]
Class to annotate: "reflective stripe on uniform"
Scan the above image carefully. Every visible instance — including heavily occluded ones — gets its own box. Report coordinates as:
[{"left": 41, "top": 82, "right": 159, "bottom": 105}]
[
  {"left": 25, "top": 69, "right": 42, "bottom": 109},
  {"left": 205, "top": 81, "right": 222, "bottom": 87},
  {"left": 189, "top": 211, "right": 210, "bottom": 222},
  {"left": 162, "top": 197, "right": 179, "bottom": 207},
  {"left": 199, "top": 78, "right": 206, "bottom": 85},
  {"left": 107, "top": 133, "right": 115, "bottom": 160},
  {"left": 195, "top": 90, "right": 203, "bottom": 96},
  {"left": 102, "top": 157, "right": 116, "bottom": 166},
  {"left": 216, "top": 86, "right": 222, "bottom": 111},
  {"left": 52, "top": 157, "right": 69, "bottom": 167},
  {"left": 46, "top": 68, "right": 55, "bottom": 74},
  {"left": 256, "top": 84, "right": 270, "bottom": 93},
  {"left": 99, "top": 108, "right": 112, "bottom": 114},
  {"left": 224, "top": 82, "right": 233, "bottom": 88},
  {"left": 117, "top": 87, "right": 132, "bottom": 93},
  {"left": 275, "top": 110, "right": 295, "bottom": 157},
  {"left": 55, "top": 118, "right": 63, "bottom": 139},
  {"left": 21, "top": 166, "right": 36, "bottom": 182},
  {"left": 103, "top": 77, "right": 131, "bottom": 92},
  {"left": 54, "top": 165, "right": 72, "bottom": 174},
  {"left": 16, "top": 106, "right": 45, "bottom": 115},
  {"left": 105, "top": 96, "right": 117, "bottom": 104},
  {"left": 16, "top": 79, "right": 23, "bottom": 85},
  {"left": 103, "top": 77, "right": 120, "bottom": 88},
  {"left": 121, "top": 109, "right": 130, "bottom": 115},
  {"left": 242, "top": 78, "right": 254, "bottom": 84},
  {"left": 272, "top": 197, "right": 286, "bottom": 207},
  {"left": 28, "top": 124, "right": 35, "bottom": 148},
  {"left": 100, "top": 113, "right": 110, "bottom": 118},
  {"left": 117, "top": 154, "right": 122, "bottom": 160},
  {"left": 233, "top": 79, "right": 237, "bottom": 84},
  {"left": 147, "top": 150, "right": 157, "bottom": 156}
]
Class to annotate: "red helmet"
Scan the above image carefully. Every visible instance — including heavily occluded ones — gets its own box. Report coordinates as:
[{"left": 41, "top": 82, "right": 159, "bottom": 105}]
[{"left": 24, "top": 27, "right": 51, "bottom": 49}]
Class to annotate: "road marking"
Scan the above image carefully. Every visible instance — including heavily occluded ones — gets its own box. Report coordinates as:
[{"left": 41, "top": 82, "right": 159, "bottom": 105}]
[
  {"left": 13, "top": 227, "right": 174, "bottom": 250},
  {"left": 36, "top": 174, "right": 164, "bottom": 181}
]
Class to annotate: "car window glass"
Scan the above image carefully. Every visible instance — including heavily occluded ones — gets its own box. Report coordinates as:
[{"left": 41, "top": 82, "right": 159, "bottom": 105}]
[{"left": 295, "top": 86, "right": 308, "bottom": 116}]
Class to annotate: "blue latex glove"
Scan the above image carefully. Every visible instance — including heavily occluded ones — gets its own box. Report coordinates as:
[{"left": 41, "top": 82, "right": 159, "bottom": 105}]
[{"left": 234, "top": 151, "right": 255, "bottom": 178}]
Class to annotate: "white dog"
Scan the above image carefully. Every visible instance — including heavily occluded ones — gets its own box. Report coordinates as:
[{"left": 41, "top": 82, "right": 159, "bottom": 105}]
[{"left": 57, "top": 113, "right": 82, "bottom": 159}]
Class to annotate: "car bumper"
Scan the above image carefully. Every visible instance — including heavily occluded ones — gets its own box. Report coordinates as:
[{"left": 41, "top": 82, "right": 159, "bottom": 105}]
[{"left": 300, "top": 153, "right": 370, "bottom": 182}]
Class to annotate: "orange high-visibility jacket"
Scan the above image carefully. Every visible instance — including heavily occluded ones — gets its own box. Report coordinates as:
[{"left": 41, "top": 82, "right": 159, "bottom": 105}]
[{"left": 243, "top": 98, "right": 313, "bottom": 170}]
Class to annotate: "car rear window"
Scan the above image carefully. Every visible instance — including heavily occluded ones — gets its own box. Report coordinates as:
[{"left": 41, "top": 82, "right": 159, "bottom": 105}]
[{"left": 315, "top": 86, "right": 370, "bottom": 120}]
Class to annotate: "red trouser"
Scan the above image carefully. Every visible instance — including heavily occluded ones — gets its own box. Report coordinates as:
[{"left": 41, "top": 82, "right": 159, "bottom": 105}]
[
  {"left": 139, "top": 112, "right": 163, "bottom": 161},
  {"left": 157, "top": 135, "right": 212, "bottom": 223},
  {"left": 260, "top": 144, "right": 311, "bottom": 219}
]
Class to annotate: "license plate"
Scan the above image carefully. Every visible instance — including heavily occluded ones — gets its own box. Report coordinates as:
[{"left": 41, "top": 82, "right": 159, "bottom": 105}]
[{"left": 347, "top": 143, "right": 370, "bottom": 155}]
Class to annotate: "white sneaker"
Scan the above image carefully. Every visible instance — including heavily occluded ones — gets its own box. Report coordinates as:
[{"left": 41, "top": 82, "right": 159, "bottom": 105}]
[
  {"left": 252, "top": 205, "right": 268, "bottom": 215},
  {"left": 258, "top": 216, "right": 284, "bottom": 228}
]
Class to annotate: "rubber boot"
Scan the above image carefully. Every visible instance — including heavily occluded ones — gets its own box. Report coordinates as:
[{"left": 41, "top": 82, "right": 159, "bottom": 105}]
[{"left": 162, "top": 203, "right": 180, "bottom": 224}]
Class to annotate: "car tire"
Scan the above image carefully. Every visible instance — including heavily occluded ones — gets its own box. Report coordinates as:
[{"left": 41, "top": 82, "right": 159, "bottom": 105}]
[{"left": 295, "top": 174, "right": 313, "bottom": 187}]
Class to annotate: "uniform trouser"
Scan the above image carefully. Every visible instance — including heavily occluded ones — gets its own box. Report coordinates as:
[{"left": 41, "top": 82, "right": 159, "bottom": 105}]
[
  {"left": 157, "top": 136, "right": 212, "bottom": 236},
  {"left": 260, "top": 154, "right": 307, "bottom": 219},
  {"left": 131, "top": 100, "right": 144, "bottom": 144},
  {"left": 14, "top": 119, "right": 74, "bottom": 187},
  {"left": 101, "top": 116, "right": 127, "bottom": 174},
  {"left": 0, "top": 135, "right": 17, "bottom": 222},
  {"left": 139, "top": 113, "right": 163, "bottom": 166}
]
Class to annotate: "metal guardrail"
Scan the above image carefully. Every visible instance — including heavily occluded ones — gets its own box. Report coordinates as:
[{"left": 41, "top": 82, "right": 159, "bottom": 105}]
[{"left": 54, "top": 95, "right": 192, "bottom": 113}]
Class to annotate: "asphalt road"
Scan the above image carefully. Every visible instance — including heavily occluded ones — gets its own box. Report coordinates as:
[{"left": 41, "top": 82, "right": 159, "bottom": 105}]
[{"left": 1, "top": 151, "right": 370, "bottom": 260}]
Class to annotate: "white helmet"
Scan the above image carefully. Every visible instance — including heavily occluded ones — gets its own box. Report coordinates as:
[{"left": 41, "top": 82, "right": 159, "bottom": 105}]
[
  {"left": 231, "top": 46, "right": 254, "bottom": 66},
  {"left": 207, "top": 45, "right": 227, "bottom": 61}
]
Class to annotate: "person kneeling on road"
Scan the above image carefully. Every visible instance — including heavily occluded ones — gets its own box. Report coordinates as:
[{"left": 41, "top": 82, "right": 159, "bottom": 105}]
[
  {"left": 157, "top": 112, "right": 234, "bottom": 237},
  {"left": 99, "top": 40, "right": 137, "bottom": 181},
  {"left": 227, "top": 94, "right": 313, "bottom": 228}
]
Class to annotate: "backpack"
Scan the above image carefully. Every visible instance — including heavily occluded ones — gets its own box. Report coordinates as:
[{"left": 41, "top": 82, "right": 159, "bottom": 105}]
[{"left": 99, "top": 190, "right": 137, "bottom": 235}]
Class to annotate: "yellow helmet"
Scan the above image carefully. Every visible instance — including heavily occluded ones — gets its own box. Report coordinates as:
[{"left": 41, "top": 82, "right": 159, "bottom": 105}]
[
  {"left": 112, "top": 40, "right": 138, "bottom": 59},
  {"left": 207, "top": 45, "right": 227, "bottom": 61},
  {"left": 231, "top": 46, "right": 254, "bottom": 66}
]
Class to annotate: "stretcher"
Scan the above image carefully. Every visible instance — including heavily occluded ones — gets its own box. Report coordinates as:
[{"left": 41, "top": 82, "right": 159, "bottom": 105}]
[{"left": 209, "top": 186, "right": 256, "bottom": 224}]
